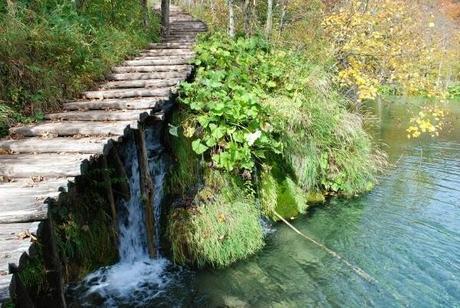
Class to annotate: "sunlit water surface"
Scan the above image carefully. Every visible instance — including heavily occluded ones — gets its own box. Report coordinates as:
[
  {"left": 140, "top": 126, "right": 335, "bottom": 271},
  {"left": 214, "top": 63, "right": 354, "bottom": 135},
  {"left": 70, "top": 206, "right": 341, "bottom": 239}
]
[{"left": 70, "top": 100, "right": 460, "bottom": 307}]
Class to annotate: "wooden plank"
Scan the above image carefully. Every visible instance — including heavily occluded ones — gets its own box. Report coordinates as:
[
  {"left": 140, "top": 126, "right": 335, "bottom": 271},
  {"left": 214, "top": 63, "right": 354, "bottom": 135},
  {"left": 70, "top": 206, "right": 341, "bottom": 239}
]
[
  {"left": 10, "top": 121, "right": 137, "bottom": 137},
  {"left": 0, "top": 222, "right": 40, "bottom": 274},
  {"left": 0, "top": 153, "right": 91, "bottom": 178},
  {"left": 0, "top": 137, "right": 108, "bottom": 154},
  {"left": 0, "top": 274, "right": 11, "bottom": 303},
  {"left": 64, "top": 97, "right": 168, "bottom": 111},
  {"left": 46, "top": 110, "right": 150, "bottom": 122},
  {"left": 148, "top": 42, "right": 193, "bottom": 49},
  {"left": 0, "top": 178, "right": 69, "bottom": 223},
  {"left": 139, "top": 50, "right": 195, "bottom": 57},
  {"left": 82, "top": 87, "right": 172, "bottom": 99},
  {"left": 101, "top": 79, "right": 181, "bottom": 89},
  {"left": 134, "top": 54, "right": 194, "bottom": 61},
  {"left": 112, "top": 65, "right": 190, "bottom": 74},
  {"left": 45, "top": 110, "right": 164, "bottom": 122},
  {"left": 124, "top": 58, "right": 190, "bottom": 66},
  {"left": 108, "top": 70, "right": 190, "bottom": 81},
  {"left": 162, "top": 38, "right": 195, "bottom": 43}
]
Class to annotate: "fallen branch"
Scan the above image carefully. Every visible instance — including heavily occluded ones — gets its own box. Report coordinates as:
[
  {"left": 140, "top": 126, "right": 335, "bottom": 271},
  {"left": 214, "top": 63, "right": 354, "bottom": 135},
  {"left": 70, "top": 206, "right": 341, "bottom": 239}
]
[{"left": 273, "top": 210, "right": 378, "bottom": 284}]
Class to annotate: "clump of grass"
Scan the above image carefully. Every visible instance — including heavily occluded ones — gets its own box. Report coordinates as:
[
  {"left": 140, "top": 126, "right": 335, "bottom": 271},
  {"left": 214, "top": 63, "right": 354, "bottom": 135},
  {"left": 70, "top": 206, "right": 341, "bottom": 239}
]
[
  {"left": 167, "top": 170, "right": 264, "bottom": 268},
  {"left": 0, "top": 0, "right": 159, "bottom": 136},
  {"left": 263, "top": 55, "right": 387, "bottom": 196}
]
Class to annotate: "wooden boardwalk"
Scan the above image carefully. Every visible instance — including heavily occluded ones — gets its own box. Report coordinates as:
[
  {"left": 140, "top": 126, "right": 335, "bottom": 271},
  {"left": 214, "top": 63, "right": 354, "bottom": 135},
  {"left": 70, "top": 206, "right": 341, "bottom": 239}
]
[{"left": 0, "top": 6, "right": 206, "bottom": 302}]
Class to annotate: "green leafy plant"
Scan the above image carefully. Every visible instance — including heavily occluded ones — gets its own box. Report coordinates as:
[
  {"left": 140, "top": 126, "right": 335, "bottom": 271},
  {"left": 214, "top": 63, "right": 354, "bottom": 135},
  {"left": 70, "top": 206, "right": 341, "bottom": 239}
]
[{"left": 179, "top": 33, "right": 282, "bottom": 172}]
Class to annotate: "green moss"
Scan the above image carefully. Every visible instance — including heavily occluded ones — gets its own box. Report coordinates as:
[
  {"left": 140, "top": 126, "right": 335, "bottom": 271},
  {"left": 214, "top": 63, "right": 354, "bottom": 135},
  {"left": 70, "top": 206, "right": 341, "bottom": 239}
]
[
  {"left": 17, "top": 246, "right": 47, "bottom": 298},
  {"left": 50, "top": 164, "right": 118, "bottom": 282},
  {"left": 167, "top": 170, "right": 264, "bottom": 268},
  {"left": 306, "top": 191, "right": 326, "bottom": 204},
  {"left": 276, "top": 177, "right": 308, "bottom": 219},
  {"left": 259, "top": 164, "right": 308, "bottom": 221},
  {"left": 167, "top": 109, "right": 201, "bottom": 196}
]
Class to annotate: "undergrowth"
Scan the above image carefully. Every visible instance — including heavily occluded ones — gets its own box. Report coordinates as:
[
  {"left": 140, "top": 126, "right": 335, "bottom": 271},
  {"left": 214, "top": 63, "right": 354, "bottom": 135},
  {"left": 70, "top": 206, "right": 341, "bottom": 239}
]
[
  {"left": 178, "top": 33, "right": 385, "bottom": 195},
  {"left": 167, "top": 170, "right": 264, "bottom": 268},
  {"left": 166, "top": 33, "right": 385, "bottom": 267},
  {"left": 0, "top": 0, "right": 159, "bottom": 136}
]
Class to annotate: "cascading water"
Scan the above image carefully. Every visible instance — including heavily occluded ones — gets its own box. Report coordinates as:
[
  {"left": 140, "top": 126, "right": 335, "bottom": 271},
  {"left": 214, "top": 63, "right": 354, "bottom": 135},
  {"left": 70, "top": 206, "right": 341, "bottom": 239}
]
[{"left": 67, "top": 128, "right": 177, "bottom": 307}]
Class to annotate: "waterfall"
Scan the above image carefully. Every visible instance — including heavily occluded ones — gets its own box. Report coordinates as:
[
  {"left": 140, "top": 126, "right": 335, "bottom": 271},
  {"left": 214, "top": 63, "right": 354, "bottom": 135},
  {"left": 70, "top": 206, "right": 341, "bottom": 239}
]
[{"left": 68, "top": 128, "right": 173, "bottom": 307}]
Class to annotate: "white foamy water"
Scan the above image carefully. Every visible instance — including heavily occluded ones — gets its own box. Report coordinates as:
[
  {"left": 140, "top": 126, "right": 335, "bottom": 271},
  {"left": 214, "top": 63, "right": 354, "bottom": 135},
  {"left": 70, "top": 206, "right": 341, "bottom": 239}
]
[{"left": 68, "top": 133, "right": 174, "bottom": 307}]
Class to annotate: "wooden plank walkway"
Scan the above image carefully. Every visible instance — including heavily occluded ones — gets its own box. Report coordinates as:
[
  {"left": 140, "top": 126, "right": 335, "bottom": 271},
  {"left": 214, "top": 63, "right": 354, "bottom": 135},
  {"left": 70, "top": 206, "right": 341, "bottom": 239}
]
[{"left": 0, "top": 5, "right": 206, "bottom": 303}]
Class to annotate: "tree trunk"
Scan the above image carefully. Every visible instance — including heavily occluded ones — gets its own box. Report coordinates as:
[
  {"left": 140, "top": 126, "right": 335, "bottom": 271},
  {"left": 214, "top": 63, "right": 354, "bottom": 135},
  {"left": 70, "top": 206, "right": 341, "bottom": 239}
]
[
  {"left": 228, "top": 0, "right": 235, "bottom": 37},
  {"left": 243, "top": 0, "right": 251, "bottom": 35},
  {"left": 279, "top": 0, "right": 288, "bottom": 32},
  {"left": 265, "top": 0, "right": 273, "bottom": 37},
  {"left": 251, "top": 0, "right": 257, "bottom": 35},
  {"left": 141, "top": 0, "right": 149, "bottom": 28},
  {"left": 161, "top": 0, "right": 170, "bottom": 37}
]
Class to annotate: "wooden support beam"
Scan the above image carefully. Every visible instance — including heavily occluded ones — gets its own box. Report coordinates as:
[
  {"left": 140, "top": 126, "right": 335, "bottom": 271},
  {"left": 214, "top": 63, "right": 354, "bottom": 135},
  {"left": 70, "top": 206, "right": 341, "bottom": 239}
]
[{"left": 134, "top": 125, "right": 156, "bottom": 258}]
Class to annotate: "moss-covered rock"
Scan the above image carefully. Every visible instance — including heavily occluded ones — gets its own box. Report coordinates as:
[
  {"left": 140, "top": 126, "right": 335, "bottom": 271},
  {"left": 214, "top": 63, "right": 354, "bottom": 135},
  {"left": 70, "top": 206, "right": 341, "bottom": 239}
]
[
  {"left": 167, "top": 170, "right": 264, "bottom": 268},
  {"left": 260, "top": 164, "right": 308, "bottom": 221}
]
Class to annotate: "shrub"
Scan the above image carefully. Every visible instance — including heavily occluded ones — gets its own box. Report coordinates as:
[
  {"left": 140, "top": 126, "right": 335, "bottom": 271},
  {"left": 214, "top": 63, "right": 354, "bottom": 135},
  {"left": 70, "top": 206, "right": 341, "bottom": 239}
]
[{"left": 0, "top": 0, "right": 159, "bottom": 136}]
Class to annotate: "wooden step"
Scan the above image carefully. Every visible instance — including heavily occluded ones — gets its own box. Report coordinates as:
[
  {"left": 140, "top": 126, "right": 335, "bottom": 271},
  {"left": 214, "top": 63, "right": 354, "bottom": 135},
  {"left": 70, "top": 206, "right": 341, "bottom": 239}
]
[
  {"left": 0, "top": 179, "right": 69, "bottom": 223},
  {"left": 0, "top": 222, "right": 40, "bottom": 274},
  {"left": 132, "top": 54, "right": 194, "bottom": 61},
  {"left": 112, "top": 64, "right": 190, "bottom": 74},
  {"left": 170, "top": 21, "right": 207, "bottom": 27},
  {"left": 0, "top": 274, "right": 11, "bottom": 303},
  {"left": 64, "top": 97, "right": 168, "bottom": 111},
  {"left": 0, "top": 137, "right": 108, "bottom": 154},
  {"left": 82, "top": 87, "right": 172, "bottom": 99},
  {"left": 162, "top": 38, "right": 196, "bottom": 43},
  {"left": 102, "top": 79, "right": 181, "bottom": 89},
  {"left": 0, "top": 153, "right": 90, "bottom": 178},
  {"left": 10, "top": 121, "right": 137, "bottom": 137},
  {"left": 170, "top": 28, "right": 206, "bottom": 33},
  {"left": 108, "top": 70, "right": 191, "bottom": 81},
  {"left": 138, "top": 50, "right": 195, "bottom": 57},
  {"left": 148, "top": 42, "right": 193, "bottom": 49},
  {"left": 45, "top": 110, "right": 163, "bottom": 122},
  {"left": 124, "top": 58, "right": 191, "bottom": 66}
]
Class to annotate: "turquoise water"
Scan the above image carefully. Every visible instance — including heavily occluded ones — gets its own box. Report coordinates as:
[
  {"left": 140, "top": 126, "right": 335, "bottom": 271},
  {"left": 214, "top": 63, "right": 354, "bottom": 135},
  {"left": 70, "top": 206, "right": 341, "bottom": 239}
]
[{"left": 172, "top": 101, "right": 460, "bottom": 307}]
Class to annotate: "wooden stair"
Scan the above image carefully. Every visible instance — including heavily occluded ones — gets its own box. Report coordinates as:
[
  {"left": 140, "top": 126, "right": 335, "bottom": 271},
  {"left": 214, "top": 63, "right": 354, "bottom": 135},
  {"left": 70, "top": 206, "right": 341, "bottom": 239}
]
[{"left": 0, "top": 5, "right": 206, "bottom": 303}]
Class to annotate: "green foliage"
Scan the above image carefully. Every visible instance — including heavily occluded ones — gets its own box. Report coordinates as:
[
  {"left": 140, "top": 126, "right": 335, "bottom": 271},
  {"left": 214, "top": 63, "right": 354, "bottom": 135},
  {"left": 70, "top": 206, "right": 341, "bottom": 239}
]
[
  {"left": 167, "top": 170, "right": 264, "bottom": 268},
  {"left": 0, "top": 0, "right": 159, "bottom": 136},
  {"left": 18, "top": 246, "right": 47, "bottom": 297},
  {"left": 179, "top": 33, "right": 283, "bottom": 172},
  {"left": 179, "top": 33, "right": 384, "bottom": 195},
  {"left": 448, "top": 85, "right": 460, "bottom": 99}
]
